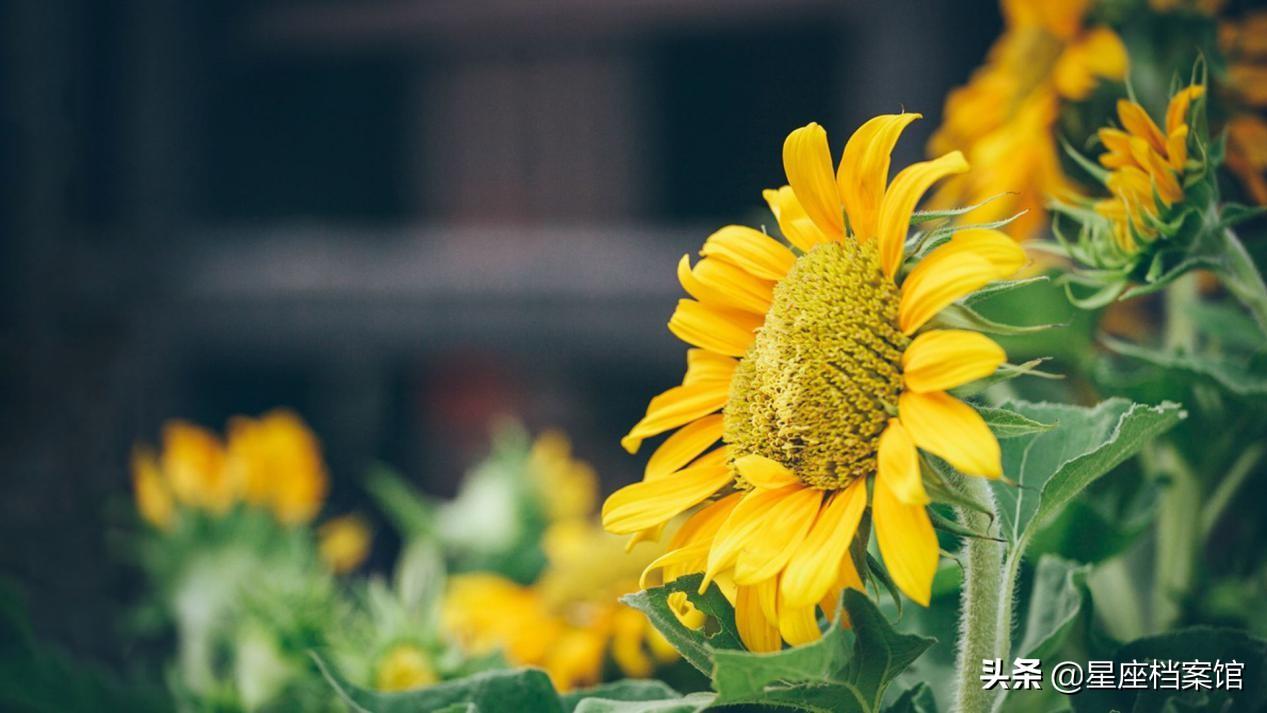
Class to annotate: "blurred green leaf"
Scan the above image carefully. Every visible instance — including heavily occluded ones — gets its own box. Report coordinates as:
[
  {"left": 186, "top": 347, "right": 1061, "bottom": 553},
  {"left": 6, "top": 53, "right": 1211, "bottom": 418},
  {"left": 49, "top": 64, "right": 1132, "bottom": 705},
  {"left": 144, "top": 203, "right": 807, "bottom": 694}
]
[
  {"left": 316, "top": 656, "right": 562, "bottom": 713},
  {"left": 884, "top": 682, "right": 939, "bottom": 713},
  {"left": 1102, "top": 337, "right": 1267, "bottom": 397},
  {"left": 1070, "top": 628, "right": 1267, "bottom": 713},
  {"left": 1015, "top": 556, "right": 1089, "bottom": 661},
  {"left": 560, "top": 680, "right": 695, "bottom": 712}
]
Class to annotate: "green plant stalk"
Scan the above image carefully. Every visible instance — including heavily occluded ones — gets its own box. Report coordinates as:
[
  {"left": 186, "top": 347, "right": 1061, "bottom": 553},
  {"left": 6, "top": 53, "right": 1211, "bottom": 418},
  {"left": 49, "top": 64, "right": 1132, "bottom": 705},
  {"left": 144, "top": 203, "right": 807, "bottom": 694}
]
[
  {"left": 1218, "top": 226, "right": 1267, "bottom": 337},
  {"left": 952, "top": 475, "right": 1008, "bottom": 713}
]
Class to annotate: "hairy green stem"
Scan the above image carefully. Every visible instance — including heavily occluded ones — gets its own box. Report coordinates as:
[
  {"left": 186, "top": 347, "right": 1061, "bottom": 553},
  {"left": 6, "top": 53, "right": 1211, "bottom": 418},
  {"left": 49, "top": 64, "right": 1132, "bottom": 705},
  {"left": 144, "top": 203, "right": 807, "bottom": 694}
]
[{"left": 952, "top": 475, "right": 1009, "bottom": 713}]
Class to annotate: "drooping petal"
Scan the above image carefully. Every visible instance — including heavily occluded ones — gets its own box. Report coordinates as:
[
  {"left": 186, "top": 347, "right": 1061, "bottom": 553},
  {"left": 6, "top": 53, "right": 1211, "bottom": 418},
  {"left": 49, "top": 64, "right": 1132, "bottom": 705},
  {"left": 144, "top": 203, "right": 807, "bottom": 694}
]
[
  {"left": 735, "top": 585, "right": 782, "bottom": 652},
  {"left": 755, "top": 574, "right": 779, "bottom": 625},
  {"left": 701, "top": 225, "right": 796, "bottom": 281},
  {"left": 897, "top": 252, "right": 999, "bottom": 334},
  {"left": 779, "top": 479, "right": 867, "bottom": 608},
  {"left": 644, "top": 416, "right": 724, "bottom": 481},
  {"left": 703, "top": 485, "right": 801, "bottom": 590},
  {"left": 777, "top": 599, "right": 822, "bottom": 646},
  {"left": 875, "top": 151, "right": 970, "bottom": 278},
  {"left": 902, "top": 329, "right": 1005, "bottom": 393},
  {"left": 683, "top": 349, "right": 738, "bottom": 385},
  {"left": 783, "top": 123, "right": 845, "bottom": 238},
  {"left": 873, "top": 476, "right": 938, "bottom": 607},
  {"left": 898, "top": 391, "right": 1001, "bottom": 478},
  {"left": 838, "top": 113, "right": 922, "bottom": 240},
  {"left": 877, "top": 418, "right": 927, "bottom": 506},
  {"left": 734, "top": 454, "right": 799, "bottom": 490},
  {"left": 668, "top": 299, "right": 762, "bottom": 357},
  {"left": 621, "top": 380, "right": 729, "bottom": 453},
  {"left": 602, "top": 464, "right": 734, "bottom": 534},
  {"left": 734, "top": 486, "right": 824, "bottom": 585},
  {"left": 763, "top": 186, "right": 831, "bottom": 252}
]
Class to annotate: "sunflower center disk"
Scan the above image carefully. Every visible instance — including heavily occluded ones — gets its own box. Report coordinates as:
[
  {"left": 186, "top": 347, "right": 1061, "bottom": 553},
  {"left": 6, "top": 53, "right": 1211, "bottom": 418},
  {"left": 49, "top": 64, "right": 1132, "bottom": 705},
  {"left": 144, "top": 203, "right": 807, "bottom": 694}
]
[{"left": 724, "top": 240, "right": 908, "bottom": 490}]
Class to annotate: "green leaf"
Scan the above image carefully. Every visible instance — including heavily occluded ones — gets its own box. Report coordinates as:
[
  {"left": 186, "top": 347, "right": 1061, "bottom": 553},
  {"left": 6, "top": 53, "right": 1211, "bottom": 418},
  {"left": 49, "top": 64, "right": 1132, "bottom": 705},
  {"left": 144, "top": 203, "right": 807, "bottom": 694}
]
[
  {"left": 710, "top": 590, "right": 934, "bottom": 713},
  {"left": 572, "top": 693, "right": 715, "bottom": 713},
  {"left": 1102, "top": 337, "right": 1267, "bottom": 397},
  {"left": 885, "top": 682, "right": 939, "bottom": 713},
  {"left": 561, "top": 681, "right": 712, "bottom": 713},
  {"left": 990, "top": 399, "right": 1185, "bottom": 545},
  {"left": 909, "top": 193, "right": 1012, "bottom": 224},
  {"left": 978, "top": 407, "right": 1055, "bottom": 439},
  {"left": 964, "top": 276, "right": 1052, "bottom": 306},
  {"left": 929, "top": 303, "right": 1061, "bottom": 336},
  {"left": 620, "top": 574, "right": 742, "bottom": 675},
  {"left": 1071, "top": 628, "right": 1267, "bottom": 713},
  {"left": 1014, "top": 556, "right": 1089, "bottom": 661},
  {"left": 314, "top": 655, "right": 563, "bottom": 713}
]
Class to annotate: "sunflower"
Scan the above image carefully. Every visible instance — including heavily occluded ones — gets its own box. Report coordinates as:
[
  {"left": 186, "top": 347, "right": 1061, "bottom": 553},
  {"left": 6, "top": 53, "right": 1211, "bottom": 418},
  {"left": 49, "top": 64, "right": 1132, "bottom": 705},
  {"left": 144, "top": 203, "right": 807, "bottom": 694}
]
[
  {"left": 601, "top": 116, "right": 1026, "bottom": 651},
  {"left": 443, "top": 520, "right": 676, "bottom": 690},
  {"left": 1093, "top": 85, "right": 1205, "bottom": 255},
  {"left": 927, "top": 0, "right": 1127, "bottom": 239},
  {"left": 225, "top": 409, "right": 328, "bottom": 525}
]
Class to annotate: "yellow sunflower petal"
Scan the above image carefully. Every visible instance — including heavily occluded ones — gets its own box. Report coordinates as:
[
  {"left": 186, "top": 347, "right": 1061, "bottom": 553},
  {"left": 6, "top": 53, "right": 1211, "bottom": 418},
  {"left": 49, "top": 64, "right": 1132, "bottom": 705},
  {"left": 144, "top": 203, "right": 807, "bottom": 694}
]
[
  {"left": 873, "top": 476, "right": 938, "bottom": 607},
  {"left": 644, "top": 416, "right": 724, "bottom": 481},
  {"left": 898, "top": 391, "right": 1001, "bottom": 478},
  {"left": 733, "top": 454, "right": 799, "bottom": 490},
  {"left": 1166, "top": 126, "right": 1189, "bottom": 172},
  {"left": 838, "top": 113, "right": 922, "bottom": 240},
  {"left": 703, "top": 485, "right": 802, "bottom": 591},
  {"left": 668, "top": 299, "right": 762, "bottom": 358},
  {"left": 1165, "top": 85, "right": 1204, "bottom": 136},
  {"left": 942, "top": 228, "right": 1027, "bottom": 279},
  {"left": 755, "top": 575, "right": 779, "bottom": 625},
  {"left": 1117, "top": 99, "right": 1167, "bottom": 154},
  {"left": 683, "top": 349, "right": 738, "bottom": 385},
  {"left": 763, "top": 186, "right": 831, "bottom": 252},
  {"left": 897, "top": 252, "right": 999, "bottom": 334},
  {"left": 735, "top": 584, "right": 782, "bottom": 653},
  {"left": 667, "top": 491, "right": 743, "bottom": 549},
  {"left": 783, "top": 123, "right": 845, "bottom": 238},
  {"left": 621, "top": 380, "right": 729, "bottom": 453},
  {"left": 876, "top": 151, "right": 970, "bottom": 278},
  {"left": 733, "top": 487, "right": 824, "bottom": 585},
  {"left": 779, "top": 479, "right": 867, "bottom": 608},
  {"left": 778, "top": 598, "right": 822, "bottom": 646},
  {"left": 602, "top": 464, "right": 733, "bottom": 534},
  {"left": 701, "top": 225, "right": 796, "bottom": 281},
  {"left": 877, "top": 418, "right": 927, "bottom": 506},
  {"left": 901, "top": 329, "right": 1005, "bottom": 393},
  {"left": 679, "top": 255, "right": 774, "bottom": 314}
]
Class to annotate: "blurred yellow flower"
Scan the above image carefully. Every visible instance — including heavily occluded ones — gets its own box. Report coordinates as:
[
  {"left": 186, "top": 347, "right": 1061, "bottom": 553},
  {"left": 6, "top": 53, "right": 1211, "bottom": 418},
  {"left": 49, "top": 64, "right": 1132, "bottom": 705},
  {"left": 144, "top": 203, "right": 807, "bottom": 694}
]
[
  {"left": 131, "top": 446, "right": 175, "bottom": 529},
  {"left": 226, "top": 410, "right": 328, "bottom": 525},
  {"left": 374, "top": 643, "right": 437, "bottom": 692},
  {"left": 1221, "top": 10, "right": 1267, "bottom": 204},
  {"left": 318, "top": 515, "right": 372, "bottom": 574},
  {"left": 443, "top": 521, "right": 674, "bottom": 691},
  {"left": 529, "top": 431, "right": 598, "bottom": 523},
  {"left": 928, "top": 0, "right": 1127, "bottom": 239},
  {"left": 161, "top": 421, "right": 234, "bottom": 513},
  {"left": 1093, "top": 85, "right": 1204, "bottom": 254}
]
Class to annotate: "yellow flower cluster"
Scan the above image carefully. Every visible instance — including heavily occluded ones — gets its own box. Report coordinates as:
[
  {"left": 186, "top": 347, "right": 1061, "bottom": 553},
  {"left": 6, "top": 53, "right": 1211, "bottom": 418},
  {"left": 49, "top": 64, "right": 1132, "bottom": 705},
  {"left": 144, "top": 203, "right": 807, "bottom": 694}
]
[
  {"left": 1093, "top": 85, "right": 1204, "bottom": 254},
  {"left": 131, "top": 410, "right": 329, "bottom": 529},
  {"left": 443, "top": 433, "right": 675, "bottom": 691},
  {"left": 927, "top": 0, "right": 1127, "bottom": 239}
]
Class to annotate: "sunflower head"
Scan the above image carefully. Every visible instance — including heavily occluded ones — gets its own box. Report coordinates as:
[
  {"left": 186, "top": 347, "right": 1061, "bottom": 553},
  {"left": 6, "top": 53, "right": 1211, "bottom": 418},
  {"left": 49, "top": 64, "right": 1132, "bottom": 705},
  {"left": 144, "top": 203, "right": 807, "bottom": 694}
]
[
  {"left": 318, "top": 514, "right": 373, "bottom": 574},
  {"left": 603, "top": 115, "right": 1027, "bottom": 652},
  {"left": 374, "top": 643, "right": 437, "bottom": 692}
]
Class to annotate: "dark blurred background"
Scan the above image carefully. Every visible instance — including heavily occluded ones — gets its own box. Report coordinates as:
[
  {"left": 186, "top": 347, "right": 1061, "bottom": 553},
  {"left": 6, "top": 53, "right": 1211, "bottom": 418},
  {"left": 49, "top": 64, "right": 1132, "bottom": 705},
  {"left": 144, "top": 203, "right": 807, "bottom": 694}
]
[{"left": 1, "top": 0, "right": 998, "bottom": 666}]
